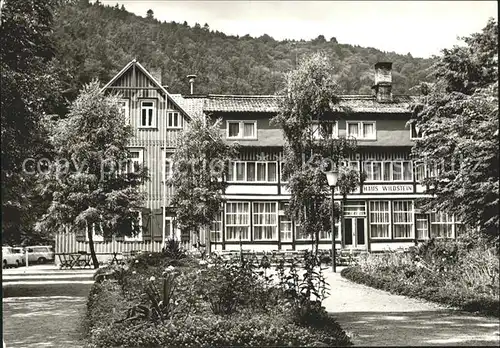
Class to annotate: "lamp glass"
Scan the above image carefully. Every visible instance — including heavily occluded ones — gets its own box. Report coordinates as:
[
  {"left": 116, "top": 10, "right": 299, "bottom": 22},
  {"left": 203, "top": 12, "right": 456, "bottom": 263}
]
[{"left": 325, "top": 170, "right": 339, "bottom": 187}]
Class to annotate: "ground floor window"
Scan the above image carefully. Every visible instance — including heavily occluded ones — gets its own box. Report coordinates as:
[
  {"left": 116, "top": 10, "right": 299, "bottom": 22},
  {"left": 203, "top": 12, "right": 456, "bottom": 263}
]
[
  {"left": 415, "top": 213, "right": 429, "bottom": 239},
  {"left": 279, "top": 202, "right": 292, "bottom": 242},
  {"left": 295, "top": 224, "right": 310, "bottom": 240},
  {"left": 225, "top": 202, "right": 250, "bottom": 241},
  {"left": 253, "top": 202, "right": 278, "bottom": 240},
  {"left": 393, "top": 201, "right": 414, "bottom": 238},
  {"left": 430, "top": 212, "right": 454, "bottom": 238},
  {"left": 369, "top": 201, "right": 390, "bottom": 238},
  {"left": 210, "top": 210, "right": 223, "bottom": 242}
]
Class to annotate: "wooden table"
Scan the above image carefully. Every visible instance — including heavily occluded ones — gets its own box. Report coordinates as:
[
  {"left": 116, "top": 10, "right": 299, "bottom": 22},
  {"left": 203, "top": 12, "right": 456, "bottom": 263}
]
[{"left": 58, "top": 253, "right": 92, "bottom": 269}]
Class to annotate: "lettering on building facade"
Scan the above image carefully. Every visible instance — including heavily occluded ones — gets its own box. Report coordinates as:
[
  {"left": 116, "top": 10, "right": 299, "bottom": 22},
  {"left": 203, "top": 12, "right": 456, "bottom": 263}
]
[{"left": 363, "top": 184, "right": 413, "bottom": 193}]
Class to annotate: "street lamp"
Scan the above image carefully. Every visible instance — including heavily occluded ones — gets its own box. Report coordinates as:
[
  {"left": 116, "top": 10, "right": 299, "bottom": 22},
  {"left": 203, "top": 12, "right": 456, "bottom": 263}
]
[{"left": 325, "top": 169, "right": 339, "bottom": 272}]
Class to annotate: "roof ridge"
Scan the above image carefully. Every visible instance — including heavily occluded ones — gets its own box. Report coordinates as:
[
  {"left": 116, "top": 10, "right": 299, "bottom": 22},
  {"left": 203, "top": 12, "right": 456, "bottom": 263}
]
[{"left": 207, "top": 94, "right": 278, "bottom": 98}]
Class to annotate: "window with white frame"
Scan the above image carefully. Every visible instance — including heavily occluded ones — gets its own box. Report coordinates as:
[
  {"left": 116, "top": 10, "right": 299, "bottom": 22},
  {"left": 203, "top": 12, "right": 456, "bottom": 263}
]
[
  {"left": 118, "top": 99, "right": 129, "bottom": 124},
  {"left": 227, "top": 161, "right": 277, "bottom": 183},
  {"left": 414, "top": 161, "right": 426, "bottom": 182},
  {"left": 163, "top": 150, "right": 174, "bottom": 180},
  {"left": 430, "top": 212, "right": 454, "bottom": 238},
  {"left": 225, "top": 202, "right": 250, "bottom": 241},
  {"left": 414, "top": 160, "right": 442, "bottom": 181},
  {"left": 125, "top": 149, "right": 144, "bottom": 174},
  {"left": 319, "top": 214, "right": 341, "bottom": 240},
  {"left": 140, "top": 100, "right": 156, "bottom": 128},
  {"left": 295, "top": 223, "right": 310, "bottom": 240},
  {"left": 415, "top": 213, "right": 429, "bottom": 239},
  {"left": 253, "top": 202, "right": 278, "bottom": 240},
  {"left": 363, "top": 160, "right": 413, "bottom": 181},
  {"left": 346, "top": 121, "right": 376, "bottom": 140},
  {"left": 279, "top": 202, "right": 292, "bottom": 242},
  {"left": 125, "top": 211, "right": 143, "bottom": 241},
  {"left": 210, "top": 209, "right": 223, "bottom": 242},
  {"left": 167, "top": 111, "right": 182, "bottom": 129},
  {"left": 227, "top": 121, "right": 257, "bottom": 139},
  {"left": 344, "top": 201, "right": 366, "bottom": 216},
  {"left": 393, "top": 201, "right": 414, "bottom": 238},
  {"left": 410, "top": 122, "right": 424, "bottom": 139},
  {"left": 311, "top": 121, "right": 338, "bottom": 139},
  {"left": 369, "top": 201, "right": 390, "bottom": 238}
]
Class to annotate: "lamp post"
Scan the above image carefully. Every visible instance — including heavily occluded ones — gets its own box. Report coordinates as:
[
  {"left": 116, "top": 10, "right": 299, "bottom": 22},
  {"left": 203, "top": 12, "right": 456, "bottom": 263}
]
[{"left": 325, "top": 169, "right": 339, "bottom": 272}]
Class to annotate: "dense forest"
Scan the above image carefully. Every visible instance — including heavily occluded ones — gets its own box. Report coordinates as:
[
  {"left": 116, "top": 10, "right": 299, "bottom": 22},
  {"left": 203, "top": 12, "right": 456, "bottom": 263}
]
[{"left": 52, "top": 0, "right": 435, "bottom": 103}]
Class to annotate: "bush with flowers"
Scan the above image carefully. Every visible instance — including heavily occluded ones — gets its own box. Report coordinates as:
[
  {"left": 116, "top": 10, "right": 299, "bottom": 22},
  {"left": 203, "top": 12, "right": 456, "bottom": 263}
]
[
  {"left": 84, "top": 251, "right": 352, "bottom": 347},
  {"left": 341, "top": 237, "right": 499, "bottom": 317}
]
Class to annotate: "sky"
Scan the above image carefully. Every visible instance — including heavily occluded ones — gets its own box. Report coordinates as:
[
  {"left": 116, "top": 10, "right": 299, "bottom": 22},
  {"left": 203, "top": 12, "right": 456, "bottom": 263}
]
[{"left": 99, "top": 1, "right": 498, "bottom": 58}]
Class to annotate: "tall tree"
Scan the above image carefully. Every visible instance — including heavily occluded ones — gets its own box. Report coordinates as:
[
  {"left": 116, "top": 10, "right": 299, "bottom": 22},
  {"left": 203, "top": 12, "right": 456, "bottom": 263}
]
[
  {"left": 410, "top": 18, "right": 498, "bottom": 240},
  {"left": 272, "top": 52, "right": 363, "bottom": 255},
  {"left": 1, "top": 0, "right": 63, "bottom": 244},
  {"left": 36, "top": 81, "right": 147, "bottom": 268},
  {"left": 169, "top": 116, "right": 237, "bottom": 254}
]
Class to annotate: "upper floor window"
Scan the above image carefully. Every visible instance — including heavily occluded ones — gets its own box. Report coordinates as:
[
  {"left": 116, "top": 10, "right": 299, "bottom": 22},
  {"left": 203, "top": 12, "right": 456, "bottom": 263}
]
[
  {"left": 410, "top": 122, "right": 424, "bottom": 139},
  {"left": 346, "top": 121, "right": 376, "bottom": 140},
  {"left": 167, "top": 112, "right": 182, "bottom": 129},
  {"left": 363, "top": 160, "right": 412, "bottom": 182},
  {"left": 227, "top": 121, "right": 257, "bottom": 139},
  {"left": 125, "top": 149, "right": 144, "bottom": 174},
  {"left": 118, "top": 99, "right": 129, "bottom": 124},
  {"left": 311, "top": 121, "right": 338, "bottom": 139},
  {"left": 414, "top": 160, "right": 443, "bottom": 182},
  {"left": 140, "top": 100, "right": 156, "bottom": 128},
  {"left": 227, "top": 161, "right": 277, "bottom": 183}
]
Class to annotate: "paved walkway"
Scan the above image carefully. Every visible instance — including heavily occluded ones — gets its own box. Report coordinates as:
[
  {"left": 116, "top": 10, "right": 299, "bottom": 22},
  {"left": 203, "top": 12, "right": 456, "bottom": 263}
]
[{"left": 323, "top": 268, "right": 500, "bottom": 346}]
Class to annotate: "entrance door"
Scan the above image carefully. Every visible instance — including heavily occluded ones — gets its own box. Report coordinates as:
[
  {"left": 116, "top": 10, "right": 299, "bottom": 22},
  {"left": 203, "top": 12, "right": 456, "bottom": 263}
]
[{"left": 343, "top": 217, "right": 366, "bottom": 248}]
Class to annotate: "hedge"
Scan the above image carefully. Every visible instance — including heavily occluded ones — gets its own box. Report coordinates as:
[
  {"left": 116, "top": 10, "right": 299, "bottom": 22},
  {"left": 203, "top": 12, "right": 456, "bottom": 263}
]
[{"left": 341, "top": 267, "right": 500, "bottom": 317}]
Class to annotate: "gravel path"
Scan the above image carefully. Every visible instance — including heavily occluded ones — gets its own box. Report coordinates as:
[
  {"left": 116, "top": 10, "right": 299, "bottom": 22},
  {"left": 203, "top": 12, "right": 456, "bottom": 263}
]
[{"left": 323, "top": 268, "right": 500, "bottom": 346}]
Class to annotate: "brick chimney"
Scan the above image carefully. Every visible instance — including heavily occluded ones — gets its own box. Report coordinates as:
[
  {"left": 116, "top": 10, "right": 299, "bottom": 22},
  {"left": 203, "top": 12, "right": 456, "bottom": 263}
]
[{"left": 372, "top": 62, "right": 393, "bottom": 102}]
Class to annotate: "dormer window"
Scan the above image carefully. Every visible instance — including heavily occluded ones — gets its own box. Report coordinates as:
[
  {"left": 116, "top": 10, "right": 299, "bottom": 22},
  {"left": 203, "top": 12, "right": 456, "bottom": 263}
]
[
  {"left": 227, "top": 121, "right": 257, "bottom": 139},
  {"left": 410, "top": 123, "right": 424, "bottom": 139},
  {"left": 346, "top": 121, "right": 376, "bottom": 140},
  {"left": 311, "top": 121, "right": 338, "bottom": 139},
  {"left": 167, "top": 112, "right": 182, "bottom": 129},
  {"left": 140, "top": 100, "right": 156, "bottom": 128}
]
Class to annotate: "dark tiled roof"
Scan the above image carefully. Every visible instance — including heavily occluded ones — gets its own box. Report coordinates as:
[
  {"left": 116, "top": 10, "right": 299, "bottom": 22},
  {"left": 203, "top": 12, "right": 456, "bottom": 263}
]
[
  {"left": 204, "top": 95, "right": 280, "bottom": 113},
  {"left": 170, "top": 94, "right": 206, "bottom": 119},
  {"left": 203, "top": 94, "right": 420, "bottom": 114}
]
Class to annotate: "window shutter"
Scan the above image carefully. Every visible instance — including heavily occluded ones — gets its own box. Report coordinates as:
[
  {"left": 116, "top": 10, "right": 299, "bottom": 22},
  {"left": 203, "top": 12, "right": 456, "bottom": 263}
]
[
  {"left": 75, "top": 227, "right": 86, "bottom": 242},
  {"left": 181, "top": 229, "right": 190, "bottom": 242},
  {"left": 142, "top": 210, "right": 153, "bottom": 242}
]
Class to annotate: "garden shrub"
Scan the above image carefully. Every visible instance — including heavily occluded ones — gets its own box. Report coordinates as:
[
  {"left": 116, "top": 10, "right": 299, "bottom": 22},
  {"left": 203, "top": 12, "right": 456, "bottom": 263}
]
[
  {"left": 88, "top": 312, "right": 352, "bottom": 347},
  {"left": 86, "top": 252, "right": 353, "bottom": 347}
]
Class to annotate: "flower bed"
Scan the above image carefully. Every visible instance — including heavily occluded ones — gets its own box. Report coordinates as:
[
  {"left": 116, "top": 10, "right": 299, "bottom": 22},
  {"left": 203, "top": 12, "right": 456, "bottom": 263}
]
[
  {"left": 85, "top": 249, "right": 352, "bottom": 347},
  {"left": 341, "top": 238, "right": 499, "bottom": 317}
]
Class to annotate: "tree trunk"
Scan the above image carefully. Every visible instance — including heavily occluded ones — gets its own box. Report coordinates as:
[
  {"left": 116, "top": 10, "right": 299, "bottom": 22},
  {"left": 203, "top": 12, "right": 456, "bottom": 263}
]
[{"left": 87, "top": 228, "right": 99, "bottom": 269}]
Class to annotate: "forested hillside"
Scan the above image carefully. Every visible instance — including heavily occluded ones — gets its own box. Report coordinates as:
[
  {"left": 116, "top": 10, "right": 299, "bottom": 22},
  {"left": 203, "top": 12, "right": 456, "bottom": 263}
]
[{"left": 53, "top": 0, "right": 434, "bottom": 102}]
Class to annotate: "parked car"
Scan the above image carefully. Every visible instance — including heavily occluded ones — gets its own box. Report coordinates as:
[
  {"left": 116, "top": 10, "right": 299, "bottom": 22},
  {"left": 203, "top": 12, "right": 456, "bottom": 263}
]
[
  {"left": 25, "top": 245, "right": 55, "bottom": 264},
  {"left": 2, "top": 246, "right": 24, "bottom": 268}
]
